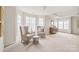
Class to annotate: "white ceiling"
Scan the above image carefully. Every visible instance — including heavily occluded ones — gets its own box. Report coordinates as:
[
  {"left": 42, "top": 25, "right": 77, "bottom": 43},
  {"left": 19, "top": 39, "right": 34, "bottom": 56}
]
[{"left": 17, "top": 6, "right": 79, "bottom": 16}]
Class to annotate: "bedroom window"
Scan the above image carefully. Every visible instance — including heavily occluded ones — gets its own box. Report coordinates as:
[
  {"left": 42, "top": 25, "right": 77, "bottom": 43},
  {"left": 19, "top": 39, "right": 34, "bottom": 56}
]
[
  {"left": 30, "top": 17, "right": 36, "bottom": 32},
  {"left": 54, "top": 19, "right": 58, "bottom": 28},
  {"left": 26, "top": 16, "right": 30, "bottom": 26},
  {"left": 53, "top": 17, "right": 70, "bottom": 33},
  {"left": 64, "top": 20, "right": 69, "bottom": 30},
  {"left": 38, "top": 17, "right": 44, "bottom": 26},
  {"left": 58, "top": 20, "right": 63, "bottom": 29},
  {"left": 26, "top": 16, "right": 36, "bottom": 32}
]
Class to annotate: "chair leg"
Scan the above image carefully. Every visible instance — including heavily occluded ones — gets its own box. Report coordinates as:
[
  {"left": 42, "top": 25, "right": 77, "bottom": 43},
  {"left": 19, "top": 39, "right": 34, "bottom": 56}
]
[{"left": 25, "top": 40, "right": 30, "bottom": 44}]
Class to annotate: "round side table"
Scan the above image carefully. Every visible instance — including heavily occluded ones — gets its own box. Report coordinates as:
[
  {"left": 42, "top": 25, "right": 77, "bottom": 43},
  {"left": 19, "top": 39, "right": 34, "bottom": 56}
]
[{"left": 33, "top": 36, "right": 39, "bottom": 44}]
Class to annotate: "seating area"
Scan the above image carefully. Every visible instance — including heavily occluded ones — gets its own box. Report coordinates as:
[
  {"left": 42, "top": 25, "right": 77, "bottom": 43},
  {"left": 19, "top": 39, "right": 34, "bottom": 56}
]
[
  {"left": 20, "top": 26, "right": 46, "bottom": 45},
  {"left": 1, "top": 6, "right": 79, "bottom": 52}
]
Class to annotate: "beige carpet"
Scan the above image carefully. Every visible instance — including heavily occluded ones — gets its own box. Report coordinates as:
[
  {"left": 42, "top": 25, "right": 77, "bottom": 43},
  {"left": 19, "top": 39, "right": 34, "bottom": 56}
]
[{"left": 4, "top": 32, "right": 79, "bottom": 52}]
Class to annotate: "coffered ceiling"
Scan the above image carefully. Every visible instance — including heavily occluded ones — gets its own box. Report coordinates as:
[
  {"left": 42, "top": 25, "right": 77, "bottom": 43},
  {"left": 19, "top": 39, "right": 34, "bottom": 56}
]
[{"left": 17, "top": 6, "right": 79, "bottom": 16}]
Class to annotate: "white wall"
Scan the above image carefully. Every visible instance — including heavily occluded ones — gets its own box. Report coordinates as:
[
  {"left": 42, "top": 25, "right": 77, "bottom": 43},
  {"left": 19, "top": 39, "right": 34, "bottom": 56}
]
[
  {"left": 71, "top": 16, "right": 79, "bottom": 35},
  {"left": 0, "top": 37, "right": 4, "bottom": 51},
  {"left": 3, "top": 6, "right": 17, "bottom": 46}
]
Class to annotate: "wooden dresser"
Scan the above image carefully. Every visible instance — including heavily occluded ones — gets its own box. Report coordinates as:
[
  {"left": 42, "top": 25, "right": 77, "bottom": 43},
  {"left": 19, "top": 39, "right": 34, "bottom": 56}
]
[{"left": 49, "top": 27, "right": 58, "bottom": 34}]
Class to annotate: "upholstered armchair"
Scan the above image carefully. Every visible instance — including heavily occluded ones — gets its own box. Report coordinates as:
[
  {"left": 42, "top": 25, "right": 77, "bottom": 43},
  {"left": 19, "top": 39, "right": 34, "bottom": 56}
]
[
  {"left": 37, "top": 26, "right": 46, "bottom": 38},
  {"left": 20, "top": 26, "right": 33, "bottom": 44}
]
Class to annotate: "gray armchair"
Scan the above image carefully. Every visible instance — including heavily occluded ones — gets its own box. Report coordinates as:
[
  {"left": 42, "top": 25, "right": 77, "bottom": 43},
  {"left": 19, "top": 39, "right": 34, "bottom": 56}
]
[
  {"left": 20, "top": 26, "right": 33, "bottom": 44},
  {"left": 37, "top": 26, "right": 46, "bottom": 38}
]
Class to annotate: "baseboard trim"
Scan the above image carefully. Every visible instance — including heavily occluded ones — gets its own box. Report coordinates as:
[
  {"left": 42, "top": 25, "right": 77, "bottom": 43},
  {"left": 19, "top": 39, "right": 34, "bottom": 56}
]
[{"left": 4, "top": 42, "right": 16, "bottom": 48}]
